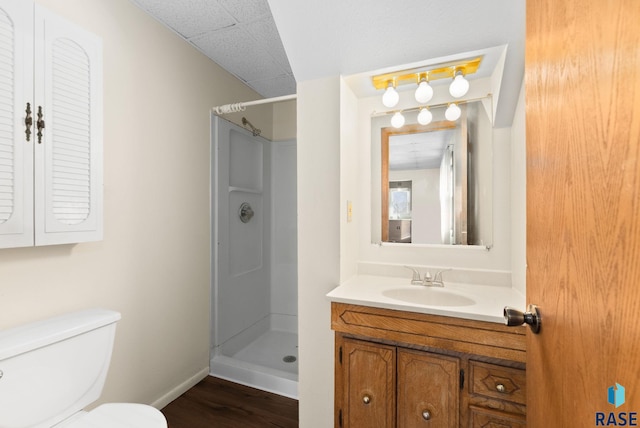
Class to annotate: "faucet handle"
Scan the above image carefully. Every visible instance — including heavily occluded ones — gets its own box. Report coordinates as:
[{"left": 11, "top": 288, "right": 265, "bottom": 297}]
[
  {"left": 404, "top": 266, "right": 422, "bottom": 285},
  {"left": 433, "top": 268, "right": 452, "bottom": 283}
]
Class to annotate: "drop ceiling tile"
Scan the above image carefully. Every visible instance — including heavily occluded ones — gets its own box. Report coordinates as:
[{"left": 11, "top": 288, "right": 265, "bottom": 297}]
[
  {"left": 244, "top": 18, "right": 292, "bottom": 74},
  {"left": 247, "top": 74, "right": 296, "bottom": 98},
  {"left": 218, "top": 0, "right": 272, "bottom": 23},
  {"left": 191, "top": 26, "right": 286, "bottom": 84},
  {"left": 132, "top": 0, "right": 235, "bottom": 39},
  {"left": 134, "top": 0, "right": 295, "bottom": 98}
]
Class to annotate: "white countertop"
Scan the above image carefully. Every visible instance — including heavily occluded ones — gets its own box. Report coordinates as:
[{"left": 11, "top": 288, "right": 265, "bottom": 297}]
[{"left": 326, "top": 275, "right": 526, "bottom": 324}]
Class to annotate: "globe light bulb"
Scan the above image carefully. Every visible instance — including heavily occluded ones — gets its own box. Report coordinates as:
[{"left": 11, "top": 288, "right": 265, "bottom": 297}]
[
  {"left": 414, "top": 80, "right": 433, "bottom": 104},
  {"left": 417, "top": 107, "right": 432, "bottom": 125},
  {"left": 382, "top": 83, "right": 399, "bottom": 107},
  {"left": 391, "top": 112, "right": 405, "bottom": 128},
  {"left": 449, "top": 72, "right": 469, "bottom": 98},
  {"left": 445, "top": 103, "right": 461, "bottom": 121}
]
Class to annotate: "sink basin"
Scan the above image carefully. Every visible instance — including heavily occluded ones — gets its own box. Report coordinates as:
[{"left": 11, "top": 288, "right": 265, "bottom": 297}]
[{"left": 382, "top": 287, "right": 475, "bottom": 307}]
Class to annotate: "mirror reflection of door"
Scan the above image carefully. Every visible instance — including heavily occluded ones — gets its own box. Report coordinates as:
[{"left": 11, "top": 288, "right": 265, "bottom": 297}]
[
  {"left": 388, "top": 180, "right": 412, "bottom": 242},
  {"left": 381, "top": 120, "right": 468, "bottom": 245}
]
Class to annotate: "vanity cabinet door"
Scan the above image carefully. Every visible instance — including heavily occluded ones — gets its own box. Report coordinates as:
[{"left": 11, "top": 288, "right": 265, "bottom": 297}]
[
  {"left": 397, "top": 349, "right": 459, "bottom": 428},
  {"left": 342, "top": 338, "right": 396, "bottom": 428}
]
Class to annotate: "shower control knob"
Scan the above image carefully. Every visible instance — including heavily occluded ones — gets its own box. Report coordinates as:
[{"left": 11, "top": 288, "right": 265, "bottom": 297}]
[
  {"left": 238, "top": 202, "right": 254, "bottom": 223},
  {"left": 504, "top": 304, "right": 541, "bottom": 334}
]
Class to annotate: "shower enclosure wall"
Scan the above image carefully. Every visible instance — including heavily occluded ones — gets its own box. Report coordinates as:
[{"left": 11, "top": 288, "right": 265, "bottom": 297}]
[{"left": 210, "top": 116, "right": 298, "bottom": 398}]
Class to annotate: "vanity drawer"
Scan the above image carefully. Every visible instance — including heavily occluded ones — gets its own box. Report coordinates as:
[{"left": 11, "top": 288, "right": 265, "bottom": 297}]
[
  {"left": 469, "top": 361, "right": 526, "bottom": 405},
  {"left": 469, "top": 406, "right": 526, "bottom": 428}
]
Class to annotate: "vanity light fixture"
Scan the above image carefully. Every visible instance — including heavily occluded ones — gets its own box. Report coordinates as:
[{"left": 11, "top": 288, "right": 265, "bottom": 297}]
[
  {"left": 449, "top": 68, "right": 470, "bottom": 98},
  {"left": 371, "top": 56, "right": 481, "bottom": 106},
  {"left": 374, "top": 95, "right": 490, "bottom": 126},
  {"left": 391, "top": 111, "right": 406, "bottom": 128},
  {"left": 417, "top": 107, "right": 433, "bottom": 125},
  {"left": 382, "top": 80, "right": 400, "bottom": 107},
  {"left": 445, "top": 103, "right": 462, "bottom": 121},
  {"left": 414, "top": 73, "right": 433, "bottom": 104}
]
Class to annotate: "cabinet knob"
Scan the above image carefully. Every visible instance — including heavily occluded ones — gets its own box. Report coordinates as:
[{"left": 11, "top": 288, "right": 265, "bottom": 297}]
[
  {"left": 362, "top": 395, "right": 371, "bottom": 404},
  {"left": 496, "top": 383, "right": 506, "bottom": 393},
  {"left": 422, "top": 410, "right": 431, "bottom": 420}
]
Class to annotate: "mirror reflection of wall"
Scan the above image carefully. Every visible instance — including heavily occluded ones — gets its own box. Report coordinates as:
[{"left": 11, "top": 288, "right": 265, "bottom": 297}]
[{"left": 371, "top": 97, "right": 493, "bottom": 247}]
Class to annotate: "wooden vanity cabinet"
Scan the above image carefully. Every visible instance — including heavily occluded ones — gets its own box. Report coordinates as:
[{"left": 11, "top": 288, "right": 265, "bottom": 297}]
[{"left": 332, "top": 303, "right": 527, "bottom": 428}]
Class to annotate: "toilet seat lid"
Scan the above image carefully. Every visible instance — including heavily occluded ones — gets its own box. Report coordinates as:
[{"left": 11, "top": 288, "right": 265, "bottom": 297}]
[{"left": 63, "top": 403, "right": 167, "bottom": 428}]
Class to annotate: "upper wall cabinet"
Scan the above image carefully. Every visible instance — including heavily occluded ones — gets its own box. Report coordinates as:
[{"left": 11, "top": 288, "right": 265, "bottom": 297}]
[{"left": 0, "top": 1, "right": 103, "bottom": 249}]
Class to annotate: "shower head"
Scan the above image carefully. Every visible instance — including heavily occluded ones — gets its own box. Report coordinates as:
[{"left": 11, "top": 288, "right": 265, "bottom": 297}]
[{"left": 242, "top": 117, "right": 261, "bottom": 137}]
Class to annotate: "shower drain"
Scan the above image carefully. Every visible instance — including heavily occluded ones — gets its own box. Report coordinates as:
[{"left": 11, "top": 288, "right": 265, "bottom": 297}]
[{"left": 283, "top": 355, "right": 297, "bottom": 363}]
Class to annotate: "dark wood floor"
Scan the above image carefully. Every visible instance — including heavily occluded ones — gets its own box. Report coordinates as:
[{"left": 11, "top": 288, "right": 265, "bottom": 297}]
[{"left": 161, "top": 376, "right": 299, "bottom": 428}]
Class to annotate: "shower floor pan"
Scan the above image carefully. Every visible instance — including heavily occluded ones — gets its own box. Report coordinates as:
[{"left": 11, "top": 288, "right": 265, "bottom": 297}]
[{"left": 210, "top": 329, "right": 298, "bottom": 399}]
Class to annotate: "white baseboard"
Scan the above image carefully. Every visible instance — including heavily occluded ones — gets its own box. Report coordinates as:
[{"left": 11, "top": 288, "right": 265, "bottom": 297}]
[{"left": 150, "top": 367, "right": 210, "bottom": 409}]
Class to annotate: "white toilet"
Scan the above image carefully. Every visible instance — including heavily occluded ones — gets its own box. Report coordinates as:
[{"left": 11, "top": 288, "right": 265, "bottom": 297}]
[{"left": 0, "top": 309, "right": 168, "bottom": 428}]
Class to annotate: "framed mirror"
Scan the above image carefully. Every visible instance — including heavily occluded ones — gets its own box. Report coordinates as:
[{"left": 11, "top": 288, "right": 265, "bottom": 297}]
[{"left": 371, "top": 97, "right": 493, "bottom": 247}]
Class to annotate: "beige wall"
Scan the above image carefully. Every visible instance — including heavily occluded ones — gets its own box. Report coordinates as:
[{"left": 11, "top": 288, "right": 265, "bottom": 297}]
[
  {"left": 0, "top": 0, "right": 273, "bottom": 408},
  {"left": 273, "top": 100, "right": 297, "bottom": 141},
  {"left": 297, "top": 76, "right": 340, "bottom": 427}
]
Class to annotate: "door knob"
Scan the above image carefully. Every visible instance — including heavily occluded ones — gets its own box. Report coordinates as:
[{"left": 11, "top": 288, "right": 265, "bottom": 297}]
[{"left": 504, "top": 304, "right": 541, "bottom": 334}]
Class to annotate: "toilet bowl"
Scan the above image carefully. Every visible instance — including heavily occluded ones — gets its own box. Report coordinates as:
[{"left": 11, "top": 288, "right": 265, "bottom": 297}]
[
  {"left": 58, "top": 404, "right": 167, "bottom": 428},
  {"left": 0, "top": 310, "right": 167, "bottom": 428}
]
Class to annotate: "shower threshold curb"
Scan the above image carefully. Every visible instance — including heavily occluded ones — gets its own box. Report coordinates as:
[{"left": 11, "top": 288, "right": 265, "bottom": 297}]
[{"left": 210, "top": 355, "right": 298, "bottom": 400}]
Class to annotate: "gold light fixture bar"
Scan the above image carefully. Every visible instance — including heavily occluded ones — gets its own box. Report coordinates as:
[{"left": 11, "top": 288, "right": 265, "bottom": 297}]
[{"left": 371, "top": 56, "right": 483, "bottom": 90}]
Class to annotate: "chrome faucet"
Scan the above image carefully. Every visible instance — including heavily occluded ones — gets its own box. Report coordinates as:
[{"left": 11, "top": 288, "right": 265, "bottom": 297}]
[
  {"left": 405, "top": 266, "right": 452, "bottom": 287},
  {"left": 423, "top": 269, "right": 452, "bottom": 287}
]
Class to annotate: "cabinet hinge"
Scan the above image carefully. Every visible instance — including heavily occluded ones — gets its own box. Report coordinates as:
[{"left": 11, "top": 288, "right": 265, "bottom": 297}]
[
  {"left": 460, "top": 369, "right": 465, "bottom": 389},
  {"left": 339, "top": 346, "right": 342, "bottom": 364},
  {"left": 339, "top": 409, "right": 343, "bottom": 427}
]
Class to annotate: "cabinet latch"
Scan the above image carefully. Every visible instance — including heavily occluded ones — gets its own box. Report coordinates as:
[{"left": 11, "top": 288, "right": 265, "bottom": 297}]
[
  {"left": 339, "top": 346, "right": 342, "bottom": 364},
  {"left": 36, "top": 106, "right": 45, "bottom": 144},
  {"left": 460, "top": 369, "right": 465, "bottom": 389},
  {"left": 338, "top": 409, "right": 343, "bottom": 427},
  {"left": 25, "top": 103, "right": 32, "bottom": 141}
]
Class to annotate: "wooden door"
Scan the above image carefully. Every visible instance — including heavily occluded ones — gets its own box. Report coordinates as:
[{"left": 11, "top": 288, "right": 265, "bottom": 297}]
[
  {"left": 397, "top": 349, "right": 459, "bottom": 428},
  {"left": 526, "top": 0, "right": 640, "bottom": 426},
  {"left": 342, "top": 338, "right": 395, "bottom": 428}
]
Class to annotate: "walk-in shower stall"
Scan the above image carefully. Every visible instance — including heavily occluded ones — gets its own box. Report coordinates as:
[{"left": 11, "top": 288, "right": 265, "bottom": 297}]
[{"left": 210, "top": 116, "right": 298, "bottom": 398}]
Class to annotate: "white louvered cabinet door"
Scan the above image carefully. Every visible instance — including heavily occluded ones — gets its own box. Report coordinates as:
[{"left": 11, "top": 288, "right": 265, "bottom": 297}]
[
  {"left": 0, "top": 0, "right": 34, "bottom": 249},
  {"left": 34, "top": 6, "right": 103, "bottom": 245}
]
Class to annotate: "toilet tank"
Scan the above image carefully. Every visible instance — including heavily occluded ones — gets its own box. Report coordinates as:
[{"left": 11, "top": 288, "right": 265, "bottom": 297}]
[{"left": 0, "top": 309, "right": 121, "bottom": 428}]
